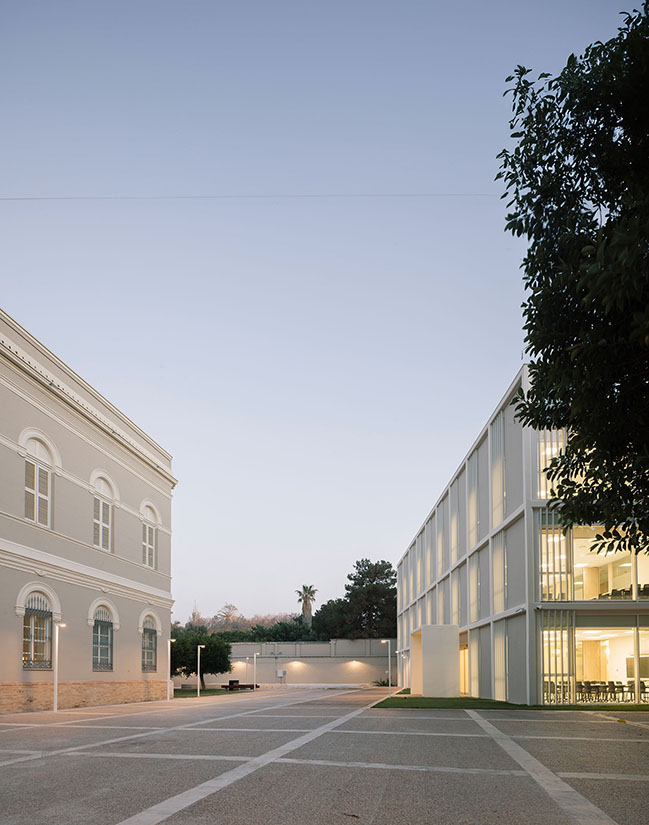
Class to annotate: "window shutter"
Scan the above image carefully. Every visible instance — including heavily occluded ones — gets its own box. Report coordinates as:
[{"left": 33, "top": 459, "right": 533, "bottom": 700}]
[
  {"left": 25, "top": 491, "right": 35, "bottom": 521},
  {"left": 25, "top": 461, "right": 35, "bottom": 490}
]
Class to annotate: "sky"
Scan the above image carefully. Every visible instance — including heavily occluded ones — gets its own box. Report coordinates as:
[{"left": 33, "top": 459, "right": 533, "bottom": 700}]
[{"left": 0, "top": 0, "right": 624, "bottom": 623}]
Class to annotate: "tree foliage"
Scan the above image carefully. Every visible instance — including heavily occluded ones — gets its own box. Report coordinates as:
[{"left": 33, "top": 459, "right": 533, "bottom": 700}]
[
  {"left": 497, "top": 4, "right": 649, "bottom": 554},
  {"left": 295, "top": 585, "right": 318, "bottom": 628},
  {"left": 170, "top": 626, "right": 232, "bottom": 689},
  {"left": 312, "top": 558, "right": 397, "bottom": 639}
]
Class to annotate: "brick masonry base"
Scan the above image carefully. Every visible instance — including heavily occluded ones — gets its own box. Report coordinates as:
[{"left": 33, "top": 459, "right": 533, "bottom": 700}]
[{"left": 0, "top": 679, "right": 167, "bottom": 713}]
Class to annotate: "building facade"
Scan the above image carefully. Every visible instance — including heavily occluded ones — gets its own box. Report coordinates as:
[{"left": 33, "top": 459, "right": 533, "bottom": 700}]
[
  {"left": 0, "top": 309, "right": 176, "bottom": 712},
  {"left": 397, "top": 366, "right": 649, "bottom": 704}
]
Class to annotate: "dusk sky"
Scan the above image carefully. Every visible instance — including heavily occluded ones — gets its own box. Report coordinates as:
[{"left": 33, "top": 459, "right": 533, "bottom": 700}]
[{"left": 1, "top": 1, "right": 623, "bottom": 622}]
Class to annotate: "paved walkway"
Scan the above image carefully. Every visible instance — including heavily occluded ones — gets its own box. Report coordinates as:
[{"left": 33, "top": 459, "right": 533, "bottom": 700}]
[{"left": 1, "top": 687, "right": 648, "bottom": 824}]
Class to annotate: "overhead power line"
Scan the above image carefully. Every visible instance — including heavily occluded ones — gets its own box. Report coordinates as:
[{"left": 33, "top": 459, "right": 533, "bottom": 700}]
[{"left": 0, "top": 191, "right": 499, "bottom": 202}]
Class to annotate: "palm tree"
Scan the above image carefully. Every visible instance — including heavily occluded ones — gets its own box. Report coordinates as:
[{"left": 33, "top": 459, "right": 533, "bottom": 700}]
[{"left": 296, "top": 585, "right": 317, "bottom": 628}]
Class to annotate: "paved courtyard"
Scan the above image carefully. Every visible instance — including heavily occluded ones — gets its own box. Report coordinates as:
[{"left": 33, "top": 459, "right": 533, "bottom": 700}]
[{"left": 1, "top": 687, "right": 648, "bottom": 825}]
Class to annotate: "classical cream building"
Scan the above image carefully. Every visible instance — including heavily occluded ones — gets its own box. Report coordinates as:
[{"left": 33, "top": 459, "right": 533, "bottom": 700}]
[
  {"left": 0, "top": 309, "right": 176, "bottom": 712},
  {"left": 397, "top": 366, "right": 649, "bottom": 704}
]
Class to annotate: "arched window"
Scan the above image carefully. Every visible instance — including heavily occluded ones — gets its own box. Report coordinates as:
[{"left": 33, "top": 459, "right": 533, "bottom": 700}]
[
  {"left": 92, "top": 605, "right": 113, "bottom": 670},
  {"left": 141, "top": 505, "right": 157, "bottom": 568},
  {"left": 92, "top": 476, "right": 114, "bottom": 552},
  {"left": 24, "top": 438, "right": 53, "bottom": 527},
  {"left": 141, "top": 617, "right": 157, "bottom": 671},
  {"left": 23, "top": 591, "right": 52, "bottom": 669}
]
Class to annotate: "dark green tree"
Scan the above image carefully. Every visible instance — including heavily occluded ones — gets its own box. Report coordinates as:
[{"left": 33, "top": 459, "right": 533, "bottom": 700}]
[
  {"left": 497, "top": 4, "right": 649, "bottom": 554},
  {"left": 311, "top": 598, "right": 351, "bottom": 638},
  {"left": 312, "top": 559, "right": 397, "bottom": 639},
  {"left": 344, "top": 558, "right": 397, "bottom": 638},
  {"left": 171, "top": 627, "right": 232, "bottom": 689}
]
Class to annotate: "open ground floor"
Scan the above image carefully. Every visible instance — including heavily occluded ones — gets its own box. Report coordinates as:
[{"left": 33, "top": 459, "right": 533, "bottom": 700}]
[
  {"left": 1, "top": 686, "right": 649, "bottom": 824},
  {"left": 399, "top": 611, "right": 649, "bottom": 705}
]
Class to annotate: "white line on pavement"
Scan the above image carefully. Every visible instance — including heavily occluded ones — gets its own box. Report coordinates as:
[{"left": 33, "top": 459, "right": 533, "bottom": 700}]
[
  {"left": 0, "top": 689, "right": 355, "bottom": 769},
  {"left": 112, "top": 697, "right": 384, "bottom": 825},
  {"left": 466, "top": 710, "right": 618, "bottom": 825}
]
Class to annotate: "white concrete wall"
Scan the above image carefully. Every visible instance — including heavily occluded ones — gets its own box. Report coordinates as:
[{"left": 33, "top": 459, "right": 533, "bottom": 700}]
[{"left": 176, "top": 639, "right": 398, "bottom": 687}]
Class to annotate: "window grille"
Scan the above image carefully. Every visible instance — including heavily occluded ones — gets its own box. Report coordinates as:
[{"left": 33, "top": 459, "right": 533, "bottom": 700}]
[
  {"left": 142, "top": 617, "right": 157, "bottom": 671},
  {"left": 93, "top": 608, "right": 113, "bottom": 670},
  {"left": 536, "top": 508, "right": 572, "bottom": 601},
  {"left": 22, "top": 592, "right": 52, "bottom": 669},
  {"left": 540, "top": 610, "right": 575, "bottom": 704}
]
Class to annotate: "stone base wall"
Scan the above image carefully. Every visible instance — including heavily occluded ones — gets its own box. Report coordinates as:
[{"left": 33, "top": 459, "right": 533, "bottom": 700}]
[{"left": 0, "top": 679, "right": 167, "bottom": 713}]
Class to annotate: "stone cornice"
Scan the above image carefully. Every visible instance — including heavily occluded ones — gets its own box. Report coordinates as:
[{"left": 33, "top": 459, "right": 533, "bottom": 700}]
[
  {"left": 0, "top": 316, "right": 177, "bottom": 487},
  {"left": 0, "top": 537, "right": 174, "bottom": 610}
]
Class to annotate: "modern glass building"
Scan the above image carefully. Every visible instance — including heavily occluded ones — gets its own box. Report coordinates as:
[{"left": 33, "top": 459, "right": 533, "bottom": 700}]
[{"left": 396, "top": 366, "right": 649, "bottom": 704}]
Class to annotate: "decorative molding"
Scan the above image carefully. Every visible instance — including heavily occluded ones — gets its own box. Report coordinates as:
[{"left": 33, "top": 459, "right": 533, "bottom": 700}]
[
  {"left": 87, "top": 597, "right": 121, "bottom": 630},
  {"left": 1, "top": 537, "right": 173, "bottom": 609},
  {"left": 0, "top": 371, "right": 174, "bottom": 499},
  {"left": 137, "top": 607, "right": 162, "bottom": 636},
  {"left": 0, "top": 431, "right": 172, "bottom": 532},
  {"left": 89, "top": 468, "right": 121, "bottom": 503},
  {"left": 15, "top": 580, "right": 63, "bottom": 622},
  {"left": 0, "top": 339, "right": 177, "bottom": 487},
  {"left": 0, "top": 319, "right": 172, "bottom": 461},
  {"left": 139, "top": 499, "right": 161, "bottom": 526},
  {"left": 18, "top": 427, "right": 62, "bottom": 469}
]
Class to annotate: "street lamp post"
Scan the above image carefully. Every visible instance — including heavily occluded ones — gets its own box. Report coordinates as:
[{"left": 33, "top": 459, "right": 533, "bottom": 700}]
[
  {"left": 53, "top": 622, "right": 66, "bottom": 712},
  {"left": 197, "top": 644, "right": 206, "bottom": 698},
  {"left": 253, "top": 652, "right": 258, "bottom": 691},
  {"left": 245, "top": 656, "right": 249, "bottom": 683},
  {"left": 167, "top": 638, "right": 176, "bottom": 701},
  {"left": 381, "top": 639, "right": 392, "bottom": 698}
]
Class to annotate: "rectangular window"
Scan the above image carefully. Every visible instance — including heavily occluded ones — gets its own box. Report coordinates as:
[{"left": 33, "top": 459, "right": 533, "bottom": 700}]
[
  {"left": 450, "top": 481, "right": 459, "bottom": 565},
  {"left": 25, "top": 461, "right": 50, "bottom": 526},
  {"left": 142, "top": 523, "right": 156, "bottom": 567},
  {"left": 142, "top": 630, "right": 157, "bottom": 671},
  {"left": 493, "top": 531, "right": 507, "bottom": 614},
  {"left": 493, "top": 620, "right": 508, "bottom": 701},
  {"left": 469, "top": 553, "right": 480, "bottom": 623},
  {"left": 540, "top": 610, "right": 574, "bottom": 704},
  {"left": 536, "top": 509, "right": 570, "bottom": 601},
  {"left": 467, "top": 451, "right": 478, "bottom": 548},
  {"left": 94, "top": 497, "right": 112, "bottom": 551},
  {"left": 22, "top": 609, "right": 52, "bottom": 669},
  {"left": 491, "top": 412, "right": 506, "bottom": 527},
  {"left": 572, "top": 524, "right": 632, "bottom": 601},
  {"left": 93, "top": 620, "right": 113, "bottom": 670},
  {"left": 536, "top": 429, "right": 565, "bottom": 500}
]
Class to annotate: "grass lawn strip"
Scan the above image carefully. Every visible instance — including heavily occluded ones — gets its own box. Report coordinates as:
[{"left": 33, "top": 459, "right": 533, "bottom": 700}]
[{"left": 375, "top": 696, "right": 649, "bottom": 711}]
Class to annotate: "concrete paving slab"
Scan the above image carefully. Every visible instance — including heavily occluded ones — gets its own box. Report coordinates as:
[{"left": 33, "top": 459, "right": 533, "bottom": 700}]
[
  {"left": 480, "top": 710, "right": 605, "bottom": 721},
  {"left": 518, "top": 737, "right": 649, "bottom": 775},
  {"left": 562, "top": 777, "right": 649, "bottom": 825},
  {"left": 0, "top": 753, "right": 233, "bottom": 825},
  {"left": 495, "top": 720, "right": 649, "bottom": 740},
  {"left": 338, "top": 716, "right": 485, "bottom": 735},
  {"left": 363, "top": 708, "right": 471, "bottom": 719},
  {"left": 92, "top": 729, "right": 301, "bottom": 758},
  {"left": 162, "top": 761, "right": 572, "bottom": 825},
  {"left": 194, "top": 716, "right": 322, "bottom": 731},
  {"left": 0, "top": 724, "right": 137, "bottom": 751},
  {"left": 288, "top": 729, "right": 519, "bottom": 770}
]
